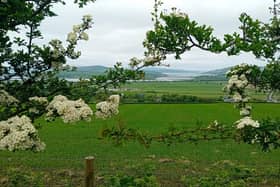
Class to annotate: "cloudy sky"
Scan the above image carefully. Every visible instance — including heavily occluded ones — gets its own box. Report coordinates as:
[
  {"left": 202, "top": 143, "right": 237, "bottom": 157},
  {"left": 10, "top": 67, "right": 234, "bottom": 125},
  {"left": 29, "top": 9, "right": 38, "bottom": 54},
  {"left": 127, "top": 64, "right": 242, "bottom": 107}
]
[{"left": 40, "top": 0, "right": 273, "bottom": 71}]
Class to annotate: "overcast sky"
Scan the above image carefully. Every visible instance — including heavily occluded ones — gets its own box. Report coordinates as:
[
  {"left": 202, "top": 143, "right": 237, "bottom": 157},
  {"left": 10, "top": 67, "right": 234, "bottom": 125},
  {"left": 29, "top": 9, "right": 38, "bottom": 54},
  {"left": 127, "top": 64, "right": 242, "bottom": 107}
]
[{"left": 40, "top": 0, "right": 274, "bottom": 71}]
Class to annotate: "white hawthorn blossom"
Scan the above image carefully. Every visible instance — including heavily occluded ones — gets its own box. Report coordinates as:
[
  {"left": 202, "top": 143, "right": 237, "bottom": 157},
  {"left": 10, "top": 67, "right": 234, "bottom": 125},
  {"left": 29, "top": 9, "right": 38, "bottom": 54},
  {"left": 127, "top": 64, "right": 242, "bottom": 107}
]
[
  {"left": 48, "top": 14, "right": 93, "bottom": 69},
  {"left": 95, "top": 95, "right": 120, "bottom": 119},
  {"left": 46, "top": 95, "right": 93, "bottom": 123},
  {"left": 83, "top": 14, "right": 93, "bottom": 22},
  {"left": 67, "top": 14, "right": 92, "bottom": 44},
  {"left": 0, "top": 115, "right": 45, "bottom": 152},
  {"left": 170, "top": 7, "right": 188, "bottom": 18},
  {"left": 67, "top": 32, "right": 78, "bottom": 44},
  {"left": 73, "top": 25, "right": 81, "bottom": 32},
  {"left": 0, "top": 90, "right": 19, "bottom": 105},
  {"left": 232, "top": 92, "right": 242, "bottom": 102},
  {"left": 108, "top": 95, "right": 120, "bottom": 105},
  {"left": 240, "top": 107, "right": 251, "bottom": 117},
  {"left": 80, "top": 32, "right": 89, "bottom": 41},
  {"left": 225, "top": 73, "right": 250, "bottom": 105},
  {"left": 29, "top": 96, "right": 48, "bottom": 105},
  {"left": 235, "top": 116, "right": 260, "bottom": 129},
  {"left": 49, "top": 39, "right": 65, "bottom": 59},
  {"left": 226, "top": 63, "right": 248, "bottom": 76},
  {"left": 28, "top": 97, "right": 49, "bottom": 115},
  {"left": 226, "top": 74, "right": 249, "bottom": 91},
  {"left": 225, "top": 63, "right": 261, "bottom": 130}
]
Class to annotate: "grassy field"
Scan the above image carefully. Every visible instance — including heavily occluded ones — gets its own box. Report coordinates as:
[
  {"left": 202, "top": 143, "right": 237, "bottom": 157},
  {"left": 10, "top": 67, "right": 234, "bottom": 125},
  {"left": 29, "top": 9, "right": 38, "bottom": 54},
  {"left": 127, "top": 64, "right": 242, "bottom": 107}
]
[
  {"left": 0, "top": 103, "right": 279, "bottom": 186},
  {"left": 121, "top": 81, "right": 268, "bottom": 100}
]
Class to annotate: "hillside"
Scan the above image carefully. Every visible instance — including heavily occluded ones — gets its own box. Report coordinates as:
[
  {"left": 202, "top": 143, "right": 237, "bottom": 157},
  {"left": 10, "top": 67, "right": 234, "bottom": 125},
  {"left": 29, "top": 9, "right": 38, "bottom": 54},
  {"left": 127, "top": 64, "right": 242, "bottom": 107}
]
[
  {"left": 193, "top": 67, "right": 232, "bottom": 81},
  {"left": 202, "top": 67, "right": 231, "bottom": 76},
  {"left": 58, "top": 66, "right": 202, "bottom": 80},
  {"left": 58, "top": 65, "right": 243, "bottom": 81}
]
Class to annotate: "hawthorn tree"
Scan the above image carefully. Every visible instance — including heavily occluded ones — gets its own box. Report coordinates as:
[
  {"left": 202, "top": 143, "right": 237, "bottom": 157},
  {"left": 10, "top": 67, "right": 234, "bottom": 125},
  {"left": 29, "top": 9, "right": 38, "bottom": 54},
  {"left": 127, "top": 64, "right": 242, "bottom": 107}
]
[
  {"left": 0, "top": 0, "right": 143, "bottom": 120},
  {"left": 0, "top": 0, "right": 96, "bottom": 98},
  {"left": 101, "top": 0, "right": 280, "bottom": 151},
  {"left": 143, "top": 0, "right": 280, "bottom": 101}
]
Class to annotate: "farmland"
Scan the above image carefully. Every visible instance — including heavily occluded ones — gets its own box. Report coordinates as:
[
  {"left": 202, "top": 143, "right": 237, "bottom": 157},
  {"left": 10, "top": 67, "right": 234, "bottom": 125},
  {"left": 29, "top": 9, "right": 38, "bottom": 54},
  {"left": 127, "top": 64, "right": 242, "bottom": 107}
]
[
  {"left": 2, "top": 0, "right": 280, "bottom": 186},
  {"left": 1, "top": 103, "right": 279, "bottom": 186},
  {"left": 120, "top": 81, "right": 269, "bottom": 102}
]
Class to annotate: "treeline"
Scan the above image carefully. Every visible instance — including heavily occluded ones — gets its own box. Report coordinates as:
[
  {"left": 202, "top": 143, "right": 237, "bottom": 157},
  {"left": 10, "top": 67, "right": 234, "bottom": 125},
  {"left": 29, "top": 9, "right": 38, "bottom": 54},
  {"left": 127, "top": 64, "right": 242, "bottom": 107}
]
[{"left": 119, "top": 93, "right": 222, "bottom": 104}]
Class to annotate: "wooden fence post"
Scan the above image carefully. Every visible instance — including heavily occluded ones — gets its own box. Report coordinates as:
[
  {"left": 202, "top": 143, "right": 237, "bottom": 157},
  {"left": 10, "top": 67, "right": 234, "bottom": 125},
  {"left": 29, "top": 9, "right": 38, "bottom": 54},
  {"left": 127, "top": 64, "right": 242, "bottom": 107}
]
[{"left": 85, "top": 156, "right": 95, "bottom": 187}]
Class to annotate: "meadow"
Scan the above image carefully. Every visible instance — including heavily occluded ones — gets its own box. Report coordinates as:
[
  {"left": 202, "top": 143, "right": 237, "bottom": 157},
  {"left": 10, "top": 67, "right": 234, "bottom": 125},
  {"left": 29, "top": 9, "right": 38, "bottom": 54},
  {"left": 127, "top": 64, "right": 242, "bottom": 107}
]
[
  {"left": 121, "top": 81, "right": 268, "bottom": 101},
  {"left": 1, "top": 103, "right": 280, "bottom": 186}
]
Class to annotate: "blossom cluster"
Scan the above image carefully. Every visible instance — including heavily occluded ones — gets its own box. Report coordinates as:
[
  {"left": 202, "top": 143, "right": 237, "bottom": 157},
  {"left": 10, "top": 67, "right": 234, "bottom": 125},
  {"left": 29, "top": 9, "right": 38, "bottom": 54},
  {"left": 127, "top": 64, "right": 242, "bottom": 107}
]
[
  {"left": 235, "top": 116, "right": 260, "bottom": 129},
  {"left": 46, "top": 95, "right": 93, "bottom": 123},
  {"left": 0, "top": 115, "right": 45, "bottom": 152},
  {"left": 49, "top": 39, "right": 66, "bottom": 59},
  {"left": 226, "top": 63, "right": 253, "bottom": 77},
  {"left": 225, "top": 64, "right": 251, "bottom": 109},
  {"left": 49, "top": 14, "right": 93, "bottom": 69},
  {"left": 239, "top": 106, "right": 252, "bottom": 117},
  {"left": 65, "top": 14, "right": 92, "bottom": 59},
  {"left": 95, "top": 95, "right": 120, "bottom": 119},
  {"left": 67, "top": 14, "right": 93, "bottom": 44},
  {"left": 29, "top": 96, "right": 48, "bottom": 105},
  {"left": 0, "top": 90, "right": 19, "bottom": 106},
  {"left": 227, "top": 74, "right": 248, "bottom": 90},
  {"left": 28, "top": 96, "right": 49, "bottom": 115},
  {"left": 129, "top": 55, "right": 164, "bottom": 70},
  {"left": 225, "top": 63, "right": 260, "bottom": 130},
  {"left": 225, "top": 74, "right": 249, "bottom": 103},
  {"left": 170, "top": 7, "right": 188, "bottom": 18}
]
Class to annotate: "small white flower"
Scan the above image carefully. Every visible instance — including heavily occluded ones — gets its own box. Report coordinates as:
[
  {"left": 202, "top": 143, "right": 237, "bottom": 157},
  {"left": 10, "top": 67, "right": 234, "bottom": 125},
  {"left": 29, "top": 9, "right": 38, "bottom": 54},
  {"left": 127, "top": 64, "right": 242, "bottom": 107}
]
[
  {"left": 108, "top": 95, "right": 120, "bottom": 105},
  {"left": 83, "top": 14, "right": 93, "bottom": 22},
  {"left": 0, "top": 116, "right": 45, "bottom": 152},
  {"left": 46, "top": 95, "right": 93, "bottom": 123},
  {"left": 80, "top": 32, "right": 89, "bottom": 41},
  {"left": 95, "top": 95, "right": 120, "bottom": 119},
  {"left": 232, "top": 93, "right": 242, "bottom": 102},
  {"left": 29, "top": 96, "right": 48, "bottom": 104},
  {"left": 73, "top": 25, "right": 81, "bottom": 32},
  {"left": 67, "top": 32, "right": 77, "bottom": 43},
  {"left": 235, "top": 117, "right": 260, "bottom": 129},
  {"left": 240, "top": 108, "right": 250, "bottom": 117},
  {"left": 0, "top": 90, "right": 19, "bottom": 105}
]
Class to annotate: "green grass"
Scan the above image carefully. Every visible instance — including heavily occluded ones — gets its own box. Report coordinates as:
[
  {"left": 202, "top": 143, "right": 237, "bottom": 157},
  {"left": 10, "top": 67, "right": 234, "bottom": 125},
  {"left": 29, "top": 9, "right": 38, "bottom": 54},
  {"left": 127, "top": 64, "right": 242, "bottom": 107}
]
[
  {"left": 1, "top": 103, "right": 280, "bottom": 186},
  {"left": 0, "top": 103, "right": 279, "bottom": 169},
  {"left": 121, "top": 81, "right": 268, "bottom": 100},
  {"left": 122, "top": 81, "right": 225, "bottom": 98}
]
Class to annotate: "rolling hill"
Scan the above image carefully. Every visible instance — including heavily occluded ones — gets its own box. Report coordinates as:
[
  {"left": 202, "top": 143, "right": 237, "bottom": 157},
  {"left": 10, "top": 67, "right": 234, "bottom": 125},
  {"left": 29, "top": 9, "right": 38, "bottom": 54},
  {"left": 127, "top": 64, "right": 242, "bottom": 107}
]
[{"left": 58, "top": 65, "right": 235, "bottom": 81}]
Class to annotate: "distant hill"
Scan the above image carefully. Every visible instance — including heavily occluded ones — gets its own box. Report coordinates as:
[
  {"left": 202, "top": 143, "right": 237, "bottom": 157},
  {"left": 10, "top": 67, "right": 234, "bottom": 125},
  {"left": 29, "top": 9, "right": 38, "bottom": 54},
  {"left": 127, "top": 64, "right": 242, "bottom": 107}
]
[
  {"left": 58, "top": 65, "right": 167, "bottom": 80},
  {"left": 202, "top": 67, "right": 231, "bottom": 76},
  {"left": 59, "top": 65, "right": 108, "bottom": 79},
  {"left": 193, "top": 67, "right": 232, "bottom": 81},
  {"left": 58, "top": 65, "right": 233, "bottom": 81},
  {"left": 143, "top": 67, "right": 202, "bottom": 74}
]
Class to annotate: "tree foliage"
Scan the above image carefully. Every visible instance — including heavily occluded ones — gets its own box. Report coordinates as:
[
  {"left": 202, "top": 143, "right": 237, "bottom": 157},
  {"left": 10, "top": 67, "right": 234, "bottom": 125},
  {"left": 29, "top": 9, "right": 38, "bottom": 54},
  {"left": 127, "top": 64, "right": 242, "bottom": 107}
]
[
  {"left": 0, "top": 0, "right": 95, "bottom": 94},
  {"left": 144, "top": 0, "right": 280, "bottom": 101},
  {"left": 0, "top": 0, "right": 144, "bottom": 120},
  {"left": 144, "top": 0, "right": 280, "bottom": 61},
  {"left": 100, "top": 0, "right": 280, "bottom": 152}
]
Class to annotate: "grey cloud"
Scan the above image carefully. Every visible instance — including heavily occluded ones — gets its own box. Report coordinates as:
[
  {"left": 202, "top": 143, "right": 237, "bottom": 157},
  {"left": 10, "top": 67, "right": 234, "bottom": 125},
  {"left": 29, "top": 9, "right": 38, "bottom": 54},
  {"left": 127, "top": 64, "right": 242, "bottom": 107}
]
[{"left": 37, "top": 0, "right": 274, "bottom": 70}]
